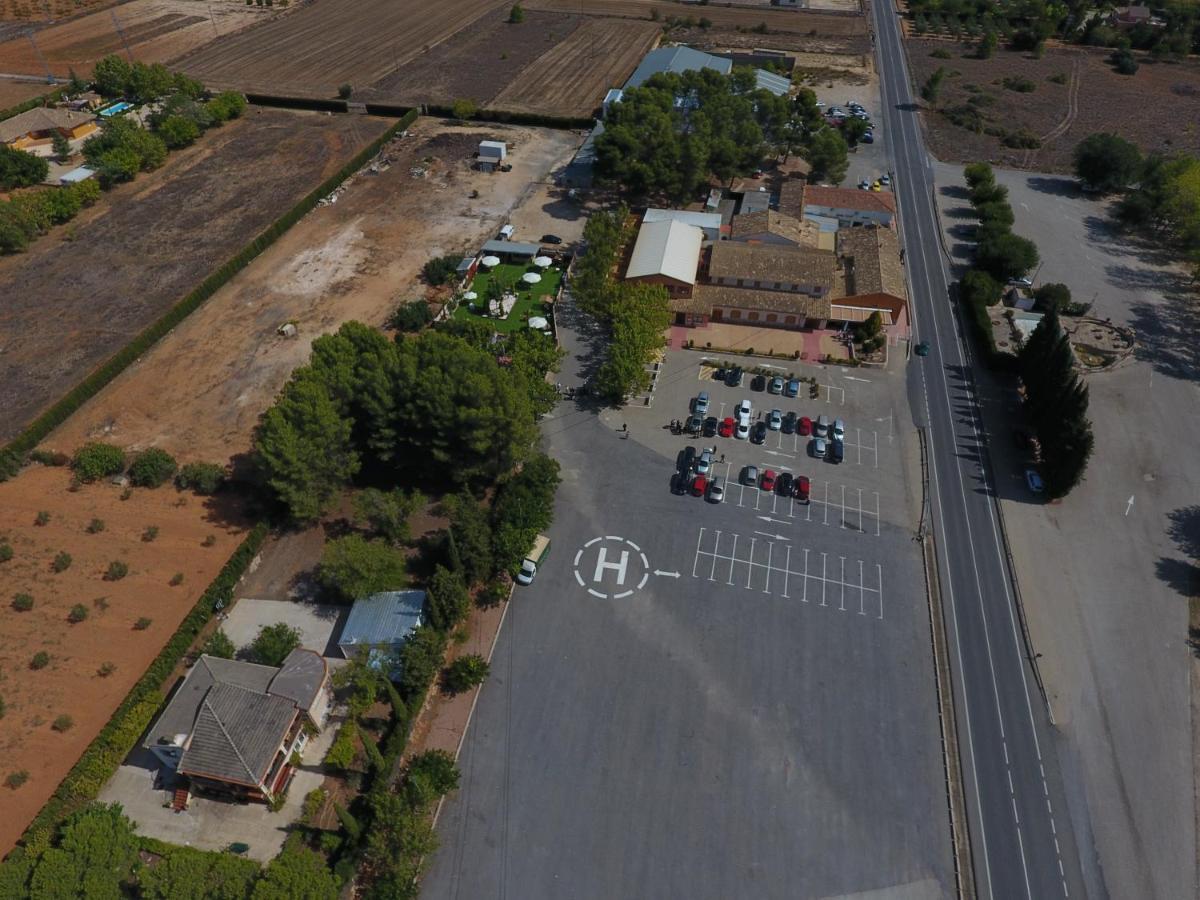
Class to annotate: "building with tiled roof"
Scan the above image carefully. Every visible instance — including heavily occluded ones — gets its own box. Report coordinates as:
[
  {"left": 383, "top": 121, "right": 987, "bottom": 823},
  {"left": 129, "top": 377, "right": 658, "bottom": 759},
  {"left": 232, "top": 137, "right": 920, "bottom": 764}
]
[
  {"left": 707, "top": 241, "right": 837, "bottom": 297},
  {"left": 730, "top": 210, "right": 823, "bottom": 250},
  {"left": 838, "top": 225, "right": 907, "bottom": 301},
  {"left": 803, "top": 185, "right": 896, "bottom": 228}
]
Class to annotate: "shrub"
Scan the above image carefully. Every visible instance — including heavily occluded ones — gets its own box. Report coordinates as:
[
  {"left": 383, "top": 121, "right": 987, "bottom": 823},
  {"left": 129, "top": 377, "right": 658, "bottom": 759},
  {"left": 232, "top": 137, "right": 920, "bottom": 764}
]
[
  {"left": 52, "top": 551, "right": 72, "bottom": 573},
  {"left": 6, "top": 771, "right": 29, "bottom": 789},
  {"left": 87, "top": 518, "right": 105, "bottom": 534},
  {"left": 175, "top": 462, "right": 225, "bottom": 494},
  {"left": 52, "top": 714, "right": 74, "bottom": 732},
  {"left": 250, "top": 622, "right": 301, "bottom": 667},
  {"left": 67, "top": 603, "right": 89, "bottom": 624},
  {"left": 105, "top": 560, "right": 129, "bottom": 581},
  {"left": 1001, "top": 75, "right": 1036, "bottom": 93},
  {"left": 35, "top": 510, "right": 50, "bottom": 526},
  {"left": 1003, "top": 129, "right": 1041, "bottom": 149},
  {"left": 930, "top": 48, "right": 952, "bottom": 59},
  {"left": 337, "top": 83, "right": 353, "bottom": 100},
  {"left": 12, "top": 593, "right": 33, "bottom": 611},
  {"left": 450, "top": 98, "right": 478, "bottom": 120},
  {"left": 0, "top": 543, "right": 11, "bottom": 562},
  {"left": 477, "top": 578, "right": 510, "bottom": 608},
  {"left": 443, "top": 654, "right": 490, "bottom": 694},
  {"left": 142, "top": 525, "right": 159, "bottom": 542},
  {"left": 71, "top": 442, "right": 125, "bottom": 482},
  {"left": 387, "top": 300, "right": 433, "bottom": 332},
  {"left": 31, "top": 652, "right": 50, "bottom": 670},
  {"left": 29, "top": 449, "right": 69, "bottom": 466},
  {"left": 156, "top": 114, "right": 201, "bottom": 149},
  {"left": 203, "top": 629, "right": 236, "bottom": 659},
  {"left": 98, "top": 661, "right": 116, "bottom": 677},
  {"left": 202, "top": 534, "right": 216, "bottom": 547},
  {"left": 169, "top": 572, "right": 184, "bottom": 586},
  {"left": 303, "top": 787, "right": 327, "bottom": 822},
  {"left": 1111, "top": 48, "right": 1138, "bottom": 75},
  {"left": 134, "top": 616, "right": 152, "bottom": 630},
  {"left": 128, "top": 448, "right": 177, "bottom": 487},
  {"left": 423, "top": 254, "right": 461, "bottom": 286},
  {"left": 1048, "top": 72, "right": 1068, "bottom": 84}
]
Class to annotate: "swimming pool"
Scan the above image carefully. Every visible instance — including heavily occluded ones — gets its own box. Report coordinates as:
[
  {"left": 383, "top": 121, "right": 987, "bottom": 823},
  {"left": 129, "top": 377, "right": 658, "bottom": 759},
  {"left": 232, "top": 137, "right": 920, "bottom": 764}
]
[{"left": 98, "top": 101, "right": 133, "bottom": 117}]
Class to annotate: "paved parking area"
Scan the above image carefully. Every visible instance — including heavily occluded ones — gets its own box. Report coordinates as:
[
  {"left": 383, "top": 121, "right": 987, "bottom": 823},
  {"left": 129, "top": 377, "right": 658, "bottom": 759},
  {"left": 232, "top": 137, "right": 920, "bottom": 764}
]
[
  {"left": 422, "top": 308, "right": 952, "bottom": 899},
  {"left": 220, "top": 597, "right": 347, "bottom": 658}
]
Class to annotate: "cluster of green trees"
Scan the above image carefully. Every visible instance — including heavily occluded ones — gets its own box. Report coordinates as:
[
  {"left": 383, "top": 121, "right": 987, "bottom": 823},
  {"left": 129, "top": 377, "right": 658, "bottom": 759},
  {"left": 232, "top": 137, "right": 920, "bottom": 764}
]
[
  {"left": 91, "top": 56, "right": 201, "bottom": 102},
  {"left": 0, "top": 145, "right": 48, "bottom": 190},
  {"left": 0, "top": 179, "right": 100, "bottom": 253},
  {"left": 253, "top": 321, "right": 553, "bottom": 522},
  {"left": 1017, "top": 308, "right": 1094, "bottom": 497},
  {"left": 595, "top": 68, "right": 847, "bottom": 198},
  {"left": 1072, "top": 132, "right": 1200, "bottom": 278},
  {"left": 570, "top": 207, "right": 671, "bottom": 402},
  {"left": 0, "top": 802, "right": 345, "bottom": 900}
]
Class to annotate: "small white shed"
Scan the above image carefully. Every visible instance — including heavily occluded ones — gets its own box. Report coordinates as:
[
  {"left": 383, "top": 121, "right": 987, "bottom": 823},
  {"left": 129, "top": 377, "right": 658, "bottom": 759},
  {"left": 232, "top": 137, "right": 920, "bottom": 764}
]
[{"left": 479, "top": 140, "right": 507, "bottom": 162}]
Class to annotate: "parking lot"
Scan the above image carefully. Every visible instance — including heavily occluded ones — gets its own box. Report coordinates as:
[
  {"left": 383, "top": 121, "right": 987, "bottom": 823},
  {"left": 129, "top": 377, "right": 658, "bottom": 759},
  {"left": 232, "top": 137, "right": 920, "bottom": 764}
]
[{"left": 422, "top": 311, "right": 953, "bottom": 899}]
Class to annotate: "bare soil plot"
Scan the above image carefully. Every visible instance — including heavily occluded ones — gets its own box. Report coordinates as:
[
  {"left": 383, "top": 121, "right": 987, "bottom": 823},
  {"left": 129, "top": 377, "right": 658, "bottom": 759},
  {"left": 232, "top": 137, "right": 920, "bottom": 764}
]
[
  {"left": 0, "top": 465, "right": 248, "bottom": 857},
  {"left": 522, "top": 0, "right": 868, "bottom": 36},
  {"left": 0, "top": 80, "right": 52, "bottom": 110},
  {"left": 0, "top": 108, "right": 390, "bottom": 443},
  {"left": 47, "top": 119, "right": 584, "bottom": 461},
  {"left": 362, "top": 9, "right": 584, "bottom": 110},
  {"left": 0, "top": 0, "right": 277, "bottom": 79},
  {"left": 177, "top": 0, "right": 508, "bottom": 98},
  {"left": 488, "top": 18, "right": 659, "bottom": 117},
  {"left": 1, "top": 0, "right": 121, "bottom": 22},
  {"left": 906, "top": 39, "right": 1200, "bottom": 172},
  {"left": 676, "top": 26, "right": 868, "bottom": 54}
]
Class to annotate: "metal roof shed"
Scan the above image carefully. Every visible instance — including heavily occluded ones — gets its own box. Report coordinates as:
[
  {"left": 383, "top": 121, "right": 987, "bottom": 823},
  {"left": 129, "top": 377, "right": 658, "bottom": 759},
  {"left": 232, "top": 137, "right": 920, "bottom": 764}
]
[
  {"left": 625, "top": 219, "right": 704, "bottom": 285},
  {"left": 624, "top": 46, "right": 732, "bottom": 89},
  {"left": 338, "top": 590, "right": 426, "bottom": 659},
  {"left": 479, "top": 140, "right": 507, "bottom": 161},
  {"left": 59, "top": 166, "right": 95, "bottom": 185},
  {"left": 481, "top": 239, "right": 541, "bottom": 258}
]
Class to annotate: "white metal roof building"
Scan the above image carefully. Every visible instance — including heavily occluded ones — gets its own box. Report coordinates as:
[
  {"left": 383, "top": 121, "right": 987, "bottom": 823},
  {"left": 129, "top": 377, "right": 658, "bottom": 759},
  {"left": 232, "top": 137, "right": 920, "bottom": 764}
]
[
  {"left": 624, "top": 46, "right": 732, "bottom": 89},
  {"left": 625, "top": 219, "right": 704, "bottom": 287},
  {"left": 754, "top": 69, "right": 791, "bottom": 96},
  {"left": 642, "top": 208, "right": 723, "bottom": 240},
  {"left": 478, "top": 140, "right": 507, "bottom": 160}
]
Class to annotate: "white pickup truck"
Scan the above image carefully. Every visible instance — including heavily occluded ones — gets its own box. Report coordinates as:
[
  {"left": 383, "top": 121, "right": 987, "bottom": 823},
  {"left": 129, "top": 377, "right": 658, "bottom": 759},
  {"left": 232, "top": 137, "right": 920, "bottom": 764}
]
[{"left": 516, "top": 534, "right": 551, "bottom": 585}]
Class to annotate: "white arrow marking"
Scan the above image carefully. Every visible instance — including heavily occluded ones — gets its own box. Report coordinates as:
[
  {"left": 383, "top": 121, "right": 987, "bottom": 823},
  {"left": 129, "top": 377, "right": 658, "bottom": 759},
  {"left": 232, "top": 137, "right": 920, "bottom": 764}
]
[
  {"left": 756, "top": 515, "right": 792, "bottom": 526},
  {"left": 653, "top": 569, "right": 681, "bottom": 578},
  {"left": 1125, "top": 495, "right": 1135, "bottom": 516},
  {"left": 754, "top": 531, "right": 790, "bottom": 541},
  {"left": 843, "top": 375, "right": 872, "bottom": 383}
]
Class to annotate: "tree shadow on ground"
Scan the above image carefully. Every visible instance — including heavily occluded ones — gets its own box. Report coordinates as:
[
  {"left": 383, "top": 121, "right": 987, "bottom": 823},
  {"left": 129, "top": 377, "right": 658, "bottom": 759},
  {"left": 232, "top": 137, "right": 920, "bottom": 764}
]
[
  {"left": 943, "top": 205, "right": 978, "bottom": 220},
  {"left": 1158, "top": 507, "right": 1200, "bottom": 641},
  {"left": 940, "top": 184, "right": 969, "bottom": 200},
  {"left": 1025, "top": 176, "right": 1081, "bottom": 198},
  {"left": 1156, "top": 558, "right": 1200, "bottom": 602}
]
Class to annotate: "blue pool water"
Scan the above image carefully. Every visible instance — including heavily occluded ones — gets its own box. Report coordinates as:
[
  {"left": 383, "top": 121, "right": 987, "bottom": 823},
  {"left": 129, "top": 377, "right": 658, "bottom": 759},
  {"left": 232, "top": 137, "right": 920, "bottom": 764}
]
[{"left": 98, "top": 101, "right": 133, "bottom": 117}]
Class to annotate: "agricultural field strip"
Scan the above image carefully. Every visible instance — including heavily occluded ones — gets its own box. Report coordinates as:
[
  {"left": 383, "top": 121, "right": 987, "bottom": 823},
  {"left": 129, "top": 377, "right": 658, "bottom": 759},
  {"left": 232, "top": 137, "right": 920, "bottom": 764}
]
[
  {"left": 521, "top": 0, "right": 868, "bottom": 35},
  {"left": 488, "top": 19, "right": 659, "bottom": 116},
  {"left": 179, "top": 0, "right": 510, "bottom": 93}
]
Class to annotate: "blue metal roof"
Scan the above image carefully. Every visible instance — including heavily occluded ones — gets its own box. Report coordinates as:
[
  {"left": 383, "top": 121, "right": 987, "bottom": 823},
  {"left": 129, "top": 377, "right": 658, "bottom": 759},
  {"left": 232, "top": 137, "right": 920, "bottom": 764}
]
[
  {"left": 624, "top": 47, "right": 732, "bottom": 89},
  {"left": 754, "top": 69, "right": 791, "bottom": 97},
  {"left": 338, "top": 591, "right": 425, "bottom": 655}
]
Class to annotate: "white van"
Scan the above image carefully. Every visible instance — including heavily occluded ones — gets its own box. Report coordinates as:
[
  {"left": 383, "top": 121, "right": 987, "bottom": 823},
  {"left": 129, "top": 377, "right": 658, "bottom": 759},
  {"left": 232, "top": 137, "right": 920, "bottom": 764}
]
[{"left": 499, "top": 224, "right": 515, "bottom": 240}]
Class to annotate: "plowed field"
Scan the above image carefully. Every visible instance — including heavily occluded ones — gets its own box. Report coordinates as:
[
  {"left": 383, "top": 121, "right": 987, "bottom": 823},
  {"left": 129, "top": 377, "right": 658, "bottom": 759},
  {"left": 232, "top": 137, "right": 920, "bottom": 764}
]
[
  {"left": 522, "top": 0, "right": 867, "bottom": 35},
  {"left": 489, "top": 18, "right": 659, "bottom": 117},
  {"left": 0, "top": 0, "right": 274, "bottom": 79},
  {"left": 178, "top": 0, "right": 509, "bottom": 98}
]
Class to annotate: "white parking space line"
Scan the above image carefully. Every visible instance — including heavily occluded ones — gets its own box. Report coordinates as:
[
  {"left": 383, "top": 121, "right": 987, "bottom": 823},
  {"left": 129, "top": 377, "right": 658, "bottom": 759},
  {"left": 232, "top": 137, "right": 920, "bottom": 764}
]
[
  {"left": 841, "top": 428, "right": 879, "bottom": 468},
  {"left": 690, "top": 529, "right": 885, "bottom": 618},
  {"left": 821, "top": 384, "right": 846, "bottom": 405}
]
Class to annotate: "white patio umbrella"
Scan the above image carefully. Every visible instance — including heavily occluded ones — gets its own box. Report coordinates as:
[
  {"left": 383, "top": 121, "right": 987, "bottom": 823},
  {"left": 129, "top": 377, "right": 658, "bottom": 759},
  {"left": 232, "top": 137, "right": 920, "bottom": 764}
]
[
  {"left": 481, "top": 255, "right": 501, "bottom": 267},
  {"left": 522, "top": 272, "right": 542, "bottom": 284},
  {"left": 528, "top": 316, "right": 549, "bottom": 329},
  {"left": 533, "top": 256, "right": 553, "bottom": 268},
  {"left": 463, "top": 291, "right": 478, "bottom": 300}
]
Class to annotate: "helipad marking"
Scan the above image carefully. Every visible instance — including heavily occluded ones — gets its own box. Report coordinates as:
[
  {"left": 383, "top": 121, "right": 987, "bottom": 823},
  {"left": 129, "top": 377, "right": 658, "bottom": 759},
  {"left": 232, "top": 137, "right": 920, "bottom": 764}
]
[{"left": 573, "top": 535, "right": 658, "bottom": 600}]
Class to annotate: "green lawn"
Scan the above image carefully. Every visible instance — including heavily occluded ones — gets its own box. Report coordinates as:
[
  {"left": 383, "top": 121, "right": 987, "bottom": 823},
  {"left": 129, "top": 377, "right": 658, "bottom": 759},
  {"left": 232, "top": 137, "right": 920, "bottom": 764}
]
[{"left": 454, "top": 262, "right": 563, "bottom": 333}]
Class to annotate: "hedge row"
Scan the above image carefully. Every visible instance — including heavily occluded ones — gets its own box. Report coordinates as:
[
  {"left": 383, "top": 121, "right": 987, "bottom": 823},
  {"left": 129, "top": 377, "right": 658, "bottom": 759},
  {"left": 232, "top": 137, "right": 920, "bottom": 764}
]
[
  {"left": 0, "top": 107, "right": 418, "bottom": 480},
  {"left": 6, "top": 522, "right": 268, "bottom": 860},
  {"left": 0, "top": 87, "right": 64, "bottom": 124},
  {"left": 423, "top": 104, "right": 594, "bottom": 130}
]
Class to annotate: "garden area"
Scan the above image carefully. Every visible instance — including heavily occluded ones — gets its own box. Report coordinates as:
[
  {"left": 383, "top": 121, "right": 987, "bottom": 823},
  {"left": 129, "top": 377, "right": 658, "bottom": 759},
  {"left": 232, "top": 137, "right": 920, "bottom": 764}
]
[{"left": 453, "top": 260, "right": 562, "bottom": 334}]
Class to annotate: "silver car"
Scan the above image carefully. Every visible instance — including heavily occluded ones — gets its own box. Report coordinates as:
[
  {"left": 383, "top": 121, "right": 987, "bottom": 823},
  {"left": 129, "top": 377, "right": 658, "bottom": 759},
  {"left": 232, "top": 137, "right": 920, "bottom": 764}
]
[
  {"left": 708, "top": 476, "right": 725, "bottom": 503},
  {"left": 740, "top": 465, "right": 759, "bottom": 486},
  {"left": 768, "top": 409, "right": 783, "bottom": 431},
  {"left": 810, "top": 437, "right": 828, "bottom": 459},
  {"left": 833, "top": 418, "right": 845, "bottom": 441},
  {"left": 697, "top": 450, "right": 713, "bottom": 475}
]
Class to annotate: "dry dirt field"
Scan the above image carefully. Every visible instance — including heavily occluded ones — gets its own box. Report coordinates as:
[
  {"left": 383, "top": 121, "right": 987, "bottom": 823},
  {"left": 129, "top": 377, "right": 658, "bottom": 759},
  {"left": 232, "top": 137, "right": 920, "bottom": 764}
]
[
  {"left": 0, "top": 108, "right": 390, "bottom": 444},
  {"left": 0, "top": 0, "right": 277, "bottom": 79},
  {"left": 906, "top": 39, "right": 1200, "bottom": 172},
  {"left": 47, "top": 119, "right": 584, "bottom": 461},
  {"left": 0, "top": 465, "right": 248, "bottom": 856},
  {"left": 522, "top": 0, "right": 868, "bottom": 35},
  {"left": 0, "top": 80, "right": 52, "bottom": 110},
  {"left": 488, "top": 18, "right": 659, "bottom": 117},
  {"left": 361, "top": 9, "right": 585, "bottom": 109},
  {"left": 177, "top": 0, "right": 508, "bottom": 98}
]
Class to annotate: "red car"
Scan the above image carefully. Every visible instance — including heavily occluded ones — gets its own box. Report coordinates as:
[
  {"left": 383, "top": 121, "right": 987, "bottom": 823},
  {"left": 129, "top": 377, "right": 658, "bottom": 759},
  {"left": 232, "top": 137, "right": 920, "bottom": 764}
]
[
  {"left": 718, "top": 417, "right": 735, "bottom": 438},
  {"left": 691, "top": 474, "right": 708, "bottom": 497},
  {"left": 795, "top": 475, "right": 810, "bottom": 502},
  {"left": 760, "top": 469, "right": 776, "bottom": 492},
  {"left": 798, "top": 416, "right": 813, "bottom": 436}
]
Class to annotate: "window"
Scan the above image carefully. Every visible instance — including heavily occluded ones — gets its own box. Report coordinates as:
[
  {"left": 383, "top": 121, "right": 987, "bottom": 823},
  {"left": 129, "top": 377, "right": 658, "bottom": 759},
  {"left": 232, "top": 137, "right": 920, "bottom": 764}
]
[
  {"left": 766, "top": 313, "right": 777, "bottom": 323},
  {"left": 729, "top": 309, "right": 741, "bottom": 319},
  {"left": 748, "top": 311, "right": 759, "bottom": 322},
  {"left": 784, "top": 315, "right": 796, "bottom": 325}
]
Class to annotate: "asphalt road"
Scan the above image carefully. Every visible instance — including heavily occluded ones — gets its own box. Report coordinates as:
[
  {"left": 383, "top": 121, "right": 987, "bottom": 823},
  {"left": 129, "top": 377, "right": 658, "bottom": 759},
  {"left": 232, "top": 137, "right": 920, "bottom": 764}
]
[{"left": 869, "top": 4, "right": 1090, "bottom": 898}]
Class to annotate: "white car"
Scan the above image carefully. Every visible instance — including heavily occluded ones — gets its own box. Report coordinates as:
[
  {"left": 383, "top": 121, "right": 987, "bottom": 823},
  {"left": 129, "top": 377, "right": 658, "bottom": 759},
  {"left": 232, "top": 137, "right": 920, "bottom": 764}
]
[
  {"left": 1008, "top": 276, "right": 1033, "bottom": 288},
  {"left": 735, "top": 421, "right": 750, "bottom": 440},
  {"left": 768, "top": 409, "right": 783, "bottom": 431},
  {"left": 859, "top": 179, "right": 871, "bottom": 190},
  {"left": 697, "top": 450, "right": 713, "bottom": 475},
  {"left": 516, "top": 558, "right": 537, "bottom": 585},
  {"left": 815, "top": 414, "right": 831, "bottom": 438},
  {"left": 880, "top": 174, "right": 892, "bottom": 187}
]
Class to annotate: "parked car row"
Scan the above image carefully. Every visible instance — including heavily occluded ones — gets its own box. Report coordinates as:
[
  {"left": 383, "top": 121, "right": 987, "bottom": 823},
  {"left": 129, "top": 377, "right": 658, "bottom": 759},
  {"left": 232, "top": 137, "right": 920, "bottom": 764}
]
[
  {"left": 740, "top": 465, "right": 811, "bottom": 502},
  {"left": 687, "top": 393, "right": 847, "bottom": 447},
  {"left": 673, "top": 445, "right": 725, "bottom": 502}
]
